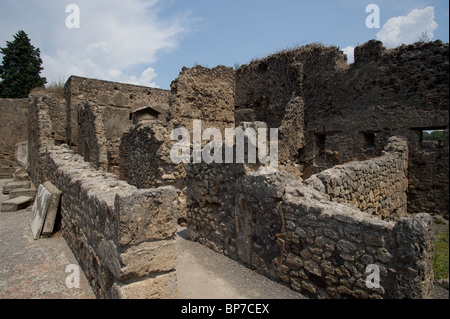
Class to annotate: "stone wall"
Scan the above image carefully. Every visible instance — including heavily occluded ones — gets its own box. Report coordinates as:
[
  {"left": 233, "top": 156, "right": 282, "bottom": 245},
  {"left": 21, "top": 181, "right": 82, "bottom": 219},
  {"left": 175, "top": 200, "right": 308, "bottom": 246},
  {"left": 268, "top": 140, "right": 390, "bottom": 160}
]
[
  {"left": 27, "top": 94, "right": 56, "bottom": 184},
  {"left": 235, "top": 44, "right": 348, "bottom": 178},
  {"left": 186, "top": 139, "right": 434, "bottom": 299},
  {"left": 65, "top": 76, "right": 170, "bottom": 147},
  {"left": 308, "top": 41, "right": 449, "bottom": 218},
  {"left": 0, "top": 98, "right": 28, "bottom": 166},
  {"left": 64, "top": 76, "right": 170, "bottom": 176},
  {"left": 118, "top": 65, "right": 237, "bottom": 222},
  {"left": 169, "top": 65, "right": 235, "bottom": 133},
  {"left": 235, "top": 40, "right": 449, "bottom": 218},
  {"left": 28, "top": 93, "right": 178, "bottom": 299},
  {"left": 305, "top": 136, "right": 409, "bottom": 220},
  {"left": 119, "top": 122, "right": 187, "bottom": 222},
  {"left": 407, "top": 128, "right": 449, "bottom": 218},
  {"left": 77, "top": 101, "right": 109, "bottom": 172}
]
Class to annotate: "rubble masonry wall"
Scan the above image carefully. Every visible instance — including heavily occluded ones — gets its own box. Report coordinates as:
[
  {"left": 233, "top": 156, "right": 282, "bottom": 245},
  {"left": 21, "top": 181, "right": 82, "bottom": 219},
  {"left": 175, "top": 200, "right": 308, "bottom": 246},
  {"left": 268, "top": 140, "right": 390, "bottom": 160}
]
[
  {"left": 28, "top": 93, "right": 178, "bottom": 299},
  {"left": 186, "top": 138, "right": 434, "bottom": 299}
]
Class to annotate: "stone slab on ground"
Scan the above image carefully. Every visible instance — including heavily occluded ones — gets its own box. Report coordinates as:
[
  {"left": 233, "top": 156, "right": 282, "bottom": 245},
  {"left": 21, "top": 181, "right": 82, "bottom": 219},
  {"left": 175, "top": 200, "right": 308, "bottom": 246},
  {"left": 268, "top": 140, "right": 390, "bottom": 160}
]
[
  {"left": 0, "top": 173, "right": 14, "bottom": 180},
  {"left": 41, "top": 182, "right": 61, "bottom": 236},
  {"left": 30, "top": 184, "right": 51, "bottom": 240},
  {"left": 0, "top": 167, "right": 15, "bottom": 174},
  {"left": 14, "top": 173, "right": 30, "bottom": 182},
  {"left": 1, "top": 196, "right": 34, "bottom": 212},
  {"left": 9, "top": 188, "right": 37, "bottom": 200},
  {"left": 2, "top": 181, "right": 30, "bottom": 194}
]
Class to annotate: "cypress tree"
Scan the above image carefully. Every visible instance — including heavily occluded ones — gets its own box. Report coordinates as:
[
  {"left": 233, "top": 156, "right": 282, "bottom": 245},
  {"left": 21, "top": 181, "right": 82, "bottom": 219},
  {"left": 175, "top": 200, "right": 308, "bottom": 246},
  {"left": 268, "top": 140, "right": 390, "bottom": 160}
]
[{"left": 0, "top": 30, "right": 47, "bottom": 98}]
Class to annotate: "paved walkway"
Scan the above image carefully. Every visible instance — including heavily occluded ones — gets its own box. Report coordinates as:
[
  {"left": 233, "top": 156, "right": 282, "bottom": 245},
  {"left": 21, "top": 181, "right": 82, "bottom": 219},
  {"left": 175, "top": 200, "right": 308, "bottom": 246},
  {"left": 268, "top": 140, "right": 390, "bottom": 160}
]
[
  {"left": 176, "top": 227, "right": 304, "bottom": 299},
  {"left": 0, "top": 178, "right": 304, "bottom": 299}
]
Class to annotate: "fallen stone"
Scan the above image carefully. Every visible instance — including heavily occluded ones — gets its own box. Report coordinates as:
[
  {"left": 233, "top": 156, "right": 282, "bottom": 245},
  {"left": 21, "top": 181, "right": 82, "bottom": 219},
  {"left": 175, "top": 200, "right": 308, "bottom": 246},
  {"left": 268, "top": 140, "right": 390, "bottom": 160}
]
[
  {"left": 41, "top": 181, "right": 62, "bottom": 236},
  {"left": 9, "top": 187, "right": 37, "bottom": 200},
  {"left": 30, "top": 184, "right": 51, "bottom": 240},
  {"left": 1, "top": 196, "right": 34, "bottom": 212},
  {"left": 2, "top": 181, "right": 31, "bottom": 194}
]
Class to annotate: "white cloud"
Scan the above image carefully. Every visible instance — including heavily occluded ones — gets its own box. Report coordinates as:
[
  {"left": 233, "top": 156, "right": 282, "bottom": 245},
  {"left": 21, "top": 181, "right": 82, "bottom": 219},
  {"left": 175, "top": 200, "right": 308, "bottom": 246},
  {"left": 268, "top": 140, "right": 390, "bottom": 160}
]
[
  {"left": 341, "top": 46, "right": 355, "bottom": 64},
  {"left": 0, "top": 0, "right": 192, "bottom": 87},
  {"left": 376, "top": 6, "right": 438, "bottom": 49}
]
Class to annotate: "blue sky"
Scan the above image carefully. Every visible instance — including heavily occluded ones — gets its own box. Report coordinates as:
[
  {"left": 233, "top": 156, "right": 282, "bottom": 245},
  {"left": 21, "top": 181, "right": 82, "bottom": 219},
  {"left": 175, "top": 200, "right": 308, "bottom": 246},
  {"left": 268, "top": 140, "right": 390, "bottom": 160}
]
[{"left": 0, "top": 0, "right": 449, "bottom": 90}]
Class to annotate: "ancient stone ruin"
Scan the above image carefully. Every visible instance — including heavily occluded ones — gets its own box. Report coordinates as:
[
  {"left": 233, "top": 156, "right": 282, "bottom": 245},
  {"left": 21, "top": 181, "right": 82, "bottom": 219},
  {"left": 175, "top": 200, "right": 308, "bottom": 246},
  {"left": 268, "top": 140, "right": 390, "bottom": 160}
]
[{"left": 0, "top": 40, "right": 448, "bottom": 299}]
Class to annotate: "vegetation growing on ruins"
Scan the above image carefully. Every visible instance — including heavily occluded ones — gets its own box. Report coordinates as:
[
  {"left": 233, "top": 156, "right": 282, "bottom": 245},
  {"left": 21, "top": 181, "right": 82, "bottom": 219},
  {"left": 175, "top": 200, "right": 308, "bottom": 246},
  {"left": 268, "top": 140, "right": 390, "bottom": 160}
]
[
  {"left": 433, "top": 229, "right": 449, "bottom": 280},
  {"left": 423, "top": 130, "right": 444, "bottom": 141}
]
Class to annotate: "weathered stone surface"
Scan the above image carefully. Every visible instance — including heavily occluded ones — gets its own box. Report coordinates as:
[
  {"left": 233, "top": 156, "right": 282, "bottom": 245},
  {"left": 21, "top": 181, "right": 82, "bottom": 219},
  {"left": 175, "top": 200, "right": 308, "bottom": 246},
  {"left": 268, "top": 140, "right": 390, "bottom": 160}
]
[
  {"left": 22, "top": 39, "right": 446, "bottom": 300},
  {"left": 30, "top": 184, "right": 51, "bottom": 240},
  {"left": 15, "top": 141, "right": 28, "bottom": 167},
  {"left": 65, "top": 76, "right": 170, "bottom": 175},
  {"left": 2, "top": 181, "right": 30, "bottom": 194},
  {"left": 0, "top": 167, "right": 15, "bottom": 174},
  {"left": 9, "top": 187, "right": 37, "bottom": 199},
  {"left": 111, "top": 272, "right": 177, "bottom": 299},
  {"left": 118, "top": 240, "right": 177, "bottom": 279},
  {"left": 115, "top": 186, "right": 177, "bottom": 246},
  {"left": 305, "top": 137, "right": 409, "bottom": 220},
  {"left": 0, "top": 99, "right": 28, "bottom": 166},
  {"left": 1, "top": 196, "right": 33, "bottom": 212},
  {"left": 0, "top": 173, "right": 14, "bottom": 180},
  {"left": 186, "top": 159, "right": 434, "bottom": 299},
  {"left": 41, "top": 181, "right": 62, "bottom": 236},
  {"left": 26, "top": 104, "right": 179, "bottom": 299}
]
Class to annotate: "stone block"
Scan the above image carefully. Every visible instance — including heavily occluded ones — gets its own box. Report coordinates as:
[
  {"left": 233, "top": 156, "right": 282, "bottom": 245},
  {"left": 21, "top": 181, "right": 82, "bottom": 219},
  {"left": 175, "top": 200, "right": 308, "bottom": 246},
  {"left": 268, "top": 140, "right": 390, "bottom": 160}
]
[
  {"left": 41, "top": 181, "right": 62, "bottom": 236},
  {"left": 0, "top": 167, "right": 15, "bottom": 174},
  {"left": 0, "top": 173, "right": 14, "bottom": 180},
  {"left": 118, "top": 240, "right": 177, "bottom": 278},
  {"left": 30, "top": 184, "right": 51, "bottom": 240},
  {"left": 9, "top": 187, "right": 37, "bottom": 199},
  {"left": 115, "top": 186, "right": 177, "bottom": 246},
  {"left": 2, "top": 181, "right": 30, "bottom": 194},
  {"left": 1, "top": 196, "right": 34, "bottom": 212},
  {"left": 111, "top": 272, "right": 177, "bottom": 299},
  {"left": 15, "top": 141, "right": 28, "bottom": 167},
  {"left": 29, "top": 182, "right": 61, "bottom": 239}
]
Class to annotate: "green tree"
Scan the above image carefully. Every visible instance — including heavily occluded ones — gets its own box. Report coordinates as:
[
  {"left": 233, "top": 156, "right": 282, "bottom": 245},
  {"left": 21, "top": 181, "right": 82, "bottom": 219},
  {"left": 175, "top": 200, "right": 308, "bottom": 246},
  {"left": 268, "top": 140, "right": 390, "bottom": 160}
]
[{"left": 0, "top": 30, "right": 46, "bottom": 98}]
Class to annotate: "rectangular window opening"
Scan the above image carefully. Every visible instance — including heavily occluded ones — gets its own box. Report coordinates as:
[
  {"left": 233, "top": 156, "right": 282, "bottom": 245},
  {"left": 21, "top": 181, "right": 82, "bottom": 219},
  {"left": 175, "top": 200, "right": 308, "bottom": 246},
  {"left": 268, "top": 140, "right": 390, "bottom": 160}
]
[
  {"left": 315, "top": 134, "right": 326, "bottom": 165},
  {"left": 422, "top": 129, "right": 445, "bottom": 148},
  {"left": 363, "top": 132, "right": 376, "bottom": 149}
]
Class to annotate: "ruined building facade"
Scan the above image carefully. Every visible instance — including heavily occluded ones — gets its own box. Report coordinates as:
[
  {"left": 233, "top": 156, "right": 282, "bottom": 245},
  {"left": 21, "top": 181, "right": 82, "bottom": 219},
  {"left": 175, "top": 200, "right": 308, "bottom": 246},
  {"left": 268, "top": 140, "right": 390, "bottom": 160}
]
[{"left": 0, "top": 40, "right": 448, "bottom": 299}]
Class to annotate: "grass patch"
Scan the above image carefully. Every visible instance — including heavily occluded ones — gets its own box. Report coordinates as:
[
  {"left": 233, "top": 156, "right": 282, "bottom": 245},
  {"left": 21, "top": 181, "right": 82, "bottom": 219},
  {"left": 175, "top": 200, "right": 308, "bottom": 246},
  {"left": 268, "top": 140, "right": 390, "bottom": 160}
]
[
  {"left": 45, "top": 80, "right": 65, "bottom": 99},
  {"left": 433, "top": 229, "right": 449, "bottom": 280}
]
